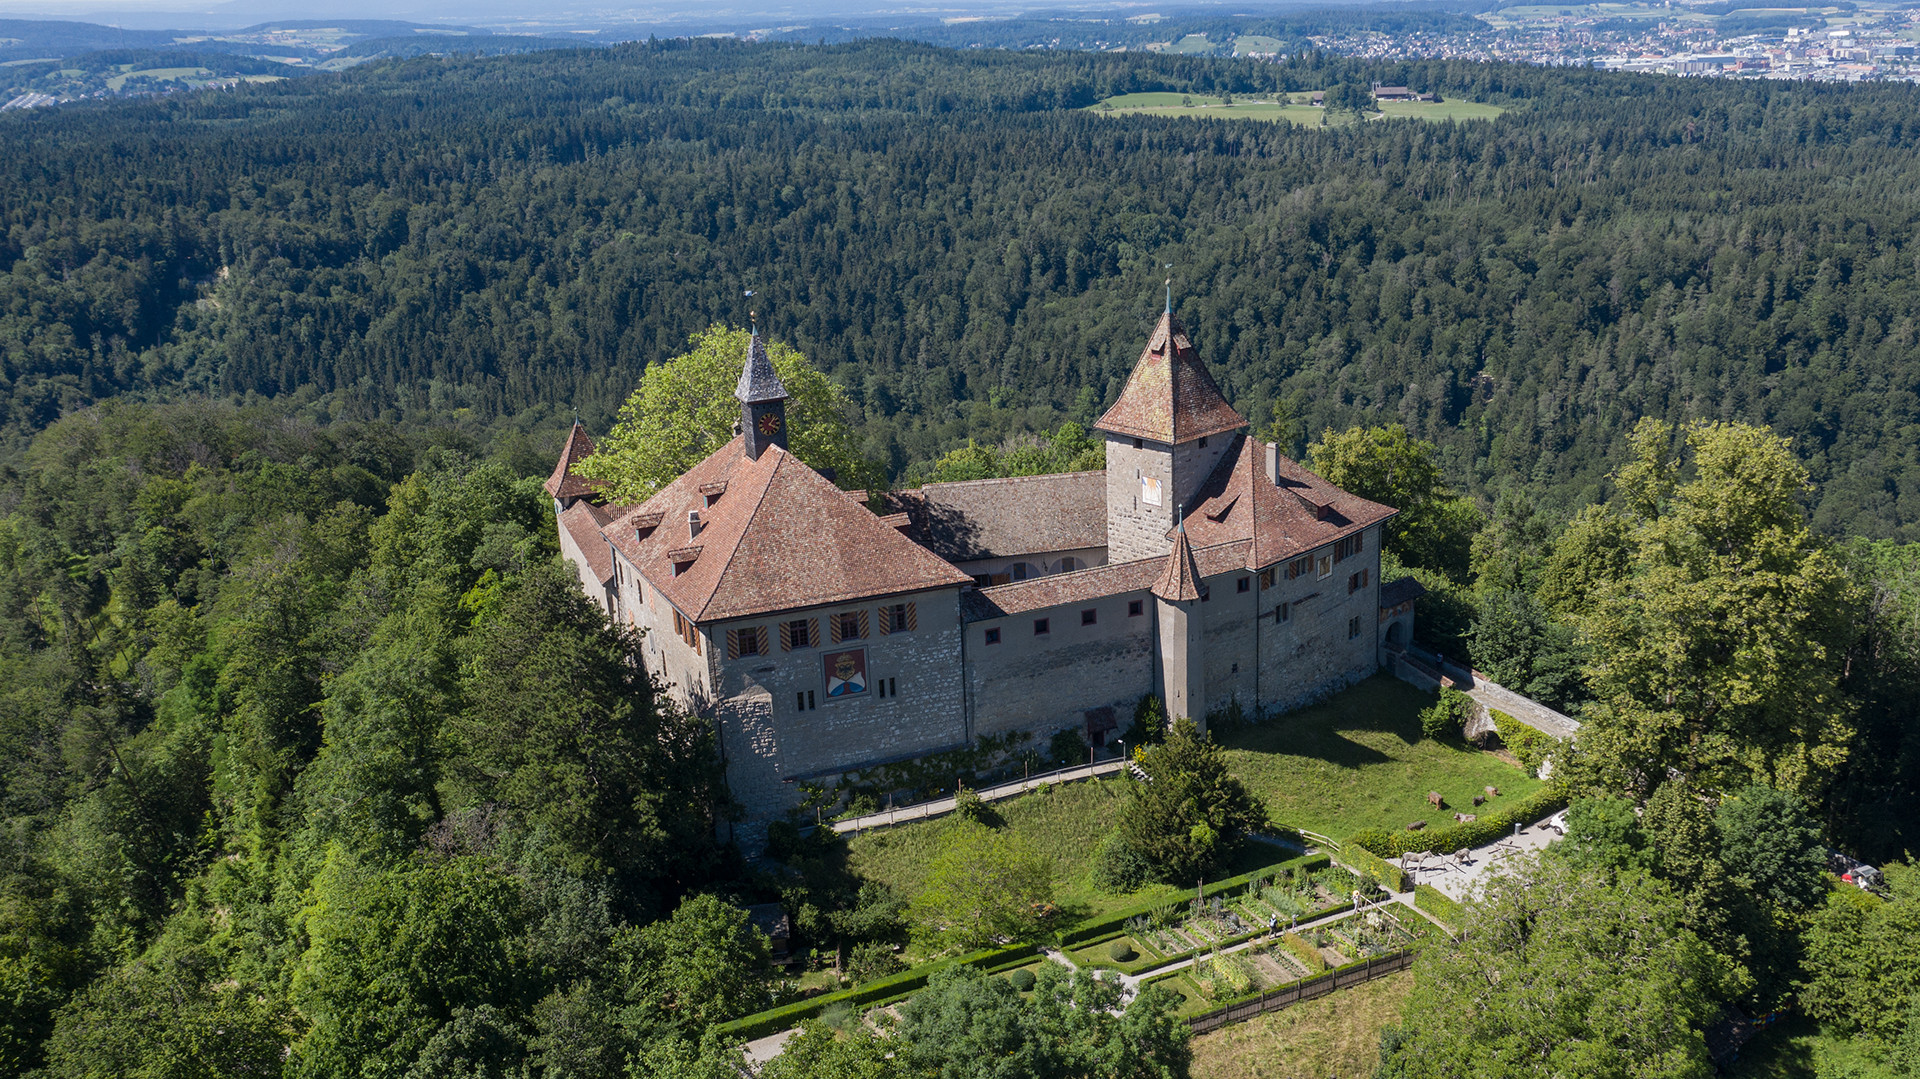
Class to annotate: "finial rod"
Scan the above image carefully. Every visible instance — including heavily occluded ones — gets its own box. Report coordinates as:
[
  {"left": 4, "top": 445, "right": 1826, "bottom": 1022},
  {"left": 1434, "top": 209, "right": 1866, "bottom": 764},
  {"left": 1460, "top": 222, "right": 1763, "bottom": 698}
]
[{"left": 1165, "top": 263, "right": 1173, "bottom": 315}]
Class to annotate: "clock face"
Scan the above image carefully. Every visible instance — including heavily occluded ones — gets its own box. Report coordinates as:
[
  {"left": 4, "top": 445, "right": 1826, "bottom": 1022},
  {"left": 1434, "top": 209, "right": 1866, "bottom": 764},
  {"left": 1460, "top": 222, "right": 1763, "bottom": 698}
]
[{"left": 758, "top": 412, "right": 782, "bottom": 436}]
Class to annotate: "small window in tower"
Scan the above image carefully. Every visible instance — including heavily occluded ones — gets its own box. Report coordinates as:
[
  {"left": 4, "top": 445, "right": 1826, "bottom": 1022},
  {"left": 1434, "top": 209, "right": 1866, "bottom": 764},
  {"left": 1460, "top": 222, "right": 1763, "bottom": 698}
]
[
  {"left": 1199, "top": 437, "right": 1208, "bottom": 448},
  {"left": 1132, "top": 438, "right": 1144, "bottom": 449},
  {"left": 1349, "top": 616, "right": 1362, "bottom": 639},
  {"left": 1081, "top": 609, "right": 1097, "bottom": 626},
  {"left": 985, "top": 627, "right": 1001, "bottom": 645},
  {"left": 1128, "top": 599, "right": 1144, "bottom": 617},
  {"left": 1237, "top": 577, "right": 1250, "bottom": 593},
  {"left": 1034, "top": 618, "right": 1050, "bottom": 636},
  {"left": 1277, "top": 602, "right": 1291, "bottom": 623}
]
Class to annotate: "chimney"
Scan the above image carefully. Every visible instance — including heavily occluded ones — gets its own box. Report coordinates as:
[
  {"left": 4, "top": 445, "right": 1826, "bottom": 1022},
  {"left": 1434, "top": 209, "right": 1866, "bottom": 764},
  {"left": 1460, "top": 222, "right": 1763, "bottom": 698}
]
[
  {"left": 688, "top": 510, "right": 702, "bottom": 540},
  {"left": 1265, "top": 442, "right": 1281, "bottom": 484}
]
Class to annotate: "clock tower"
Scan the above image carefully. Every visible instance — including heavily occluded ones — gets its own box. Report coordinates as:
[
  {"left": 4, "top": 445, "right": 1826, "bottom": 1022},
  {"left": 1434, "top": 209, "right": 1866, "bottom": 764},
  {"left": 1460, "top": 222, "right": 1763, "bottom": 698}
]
[{"left": 736, "top": 328, "right": 790, "bottom": 461}]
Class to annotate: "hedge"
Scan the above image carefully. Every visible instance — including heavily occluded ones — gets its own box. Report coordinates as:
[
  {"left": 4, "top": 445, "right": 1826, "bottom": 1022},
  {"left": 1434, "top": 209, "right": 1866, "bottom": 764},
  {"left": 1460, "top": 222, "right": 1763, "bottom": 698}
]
[
  {"left": 1490, "top": 709, "right": 1554, "bottom": 774},
  {"left": 712, "top": 942, "right": 1036, "bottom": 1041},
  {"left": 1336, "top": 843, "right": 1411, "bottom": 893},
  {"left": 1056, "top": 853, "right": 1331, "bottom": 947},
  {"left": 1344, "top": 786, "right": 1567, "bottom": 857},
  {"left": 1414, "top": 885, "right": 1466, "bottom": 931}
]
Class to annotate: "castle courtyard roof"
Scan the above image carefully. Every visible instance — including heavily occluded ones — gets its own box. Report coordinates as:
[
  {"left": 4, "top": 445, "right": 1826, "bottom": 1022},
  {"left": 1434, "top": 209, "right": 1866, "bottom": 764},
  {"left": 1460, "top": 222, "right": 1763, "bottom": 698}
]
[
  {"left": 892, "top": 471, "right": 1107, "bottom": 562},
  {"left": 961, "top": 539, "right": 1254, "bottom": 620},
  {"left": 558, "top": 501, "right": 616, "bottom": 585},
  {"left": 604, "top": 437, "right": 972, "bottom": 622},
  {"left": 1093, "top": 311, "right": 1248, "bottom": 446}
]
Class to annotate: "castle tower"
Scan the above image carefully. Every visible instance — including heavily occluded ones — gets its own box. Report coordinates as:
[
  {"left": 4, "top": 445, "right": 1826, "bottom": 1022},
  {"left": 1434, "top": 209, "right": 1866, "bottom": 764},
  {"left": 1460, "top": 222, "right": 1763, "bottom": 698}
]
[
  {"left": 737, "top": 328, "right": 789, "bottom": 461},
  {"left": 1151, "top": 513, "right": 1208, "bottom": 731},
  {"left": 1094, "top": 304, "right": 1247, "bottom": 562}
]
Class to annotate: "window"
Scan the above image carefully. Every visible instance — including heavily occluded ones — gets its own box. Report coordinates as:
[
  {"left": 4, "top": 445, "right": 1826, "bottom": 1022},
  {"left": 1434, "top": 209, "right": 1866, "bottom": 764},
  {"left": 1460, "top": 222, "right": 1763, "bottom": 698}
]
[
  {"left": 1011, "top": 562, "right": 1041, "bottom": 581},
  {"left": 1348, "top": 568, "right": 1370, "bottom": 593},
  {"left": 1335, "top": 532, "right": 1365, "bottom": 562},
  {"left": 1277, "top": 602, "right": 1291, "bottom": 623},
  {"left": 879, "top": 602, "right": 915, "bottom": 634},
  {"left": 1237, "top": 577, "right": 1251, "bottom": 593},
  {"left": 1260, "top": 568, "right": 1275, "bottom": 590},
  {"left": 1198, "top": 437, "right": 1208, "bottom": 448},
  {"left": 1317, "top": 555, "right": 1333, "bottom": 579},
  {"left": 1081, "top": 608, "right": 1097, "bottom": 626},
  {"left": 795, "top": 690, "right": 817, "bottom": 712},
  {"left": 1034, "top": 618, "right": 1050, "bottom": 636},
  {"left": 1055, "top": 556, "right": 1085, "bottom": 573},
  {"left": 1349, "top": 616, "right": 1362, "bottom": 639},
  {"left": 1286, "top": 556, "right": 1312, "bottom": 580},
  {"left": 1128, "top": 599, "right": 1144, "bottom": 617},
  {"left": 728, "top": 626, "right": 767, "bottom": 658},
  {"left": 783, "top": 618, "right": 816, "bottom": 651},
  {"left": 985, "top": 627, "right": 1001, "bottom": 645},
  {"left": 876, "top": 677, "right": 900, "bottom": 698},
  {"left": 1132, "top": 437, "right": 1144, "bottom": 449},
  {"left": 831, "top": 610, "right": 869, "bottom": 643}
]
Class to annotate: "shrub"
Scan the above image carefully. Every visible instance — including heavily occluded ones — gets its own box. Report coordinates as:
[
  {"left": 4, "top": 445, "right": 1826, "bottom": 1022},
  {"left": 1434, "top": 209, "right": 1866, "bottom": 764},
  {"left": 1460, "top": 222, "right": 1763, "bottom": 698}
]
[
  {"left": 1339, "top": 843, "right": 1412, "bottom": 893},
  {"left": 1049, "top": 727, "right": 1088, "bottom": 767},
  {"left": 1124, "top": 693, "right": 1167, "bottom": 747},
  {"left": 1419, "top": 687, "right": 1476, "bottom": 740},
  {"left": 1490, "top": 709, "right": 1554, "bottom": 775},
  {"left": 845, "top": 942, "right": 903, "bottom": 984},
  {"left": 1108, "top": 939, "right": 1137, "bottom": 963},
  {"left": 1415, "top": 885, "right": 1466, "bottom": 931},
  {"left": 1091, "top": 832, "right": 1152, "bottom": 894},
  {"left": 952, "top": 786, "right": 988, "bottom": 824},
  {"left": 1007, "top": 968, "right": 1036, "bottom": 992},
  {"left": 1345, "top": 787, "right": 1568, "bottom": 857}
]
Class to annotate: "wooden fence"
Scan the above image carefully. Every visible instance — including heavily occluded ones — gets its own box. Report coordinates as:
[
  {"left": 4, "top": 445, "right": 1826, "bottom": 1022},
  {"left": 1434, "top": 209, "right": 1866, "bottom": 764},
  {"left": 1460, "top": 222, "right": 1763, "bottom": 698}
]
[{"left": 1185, "top": 950, "right": 1415, "bottom": 1035}]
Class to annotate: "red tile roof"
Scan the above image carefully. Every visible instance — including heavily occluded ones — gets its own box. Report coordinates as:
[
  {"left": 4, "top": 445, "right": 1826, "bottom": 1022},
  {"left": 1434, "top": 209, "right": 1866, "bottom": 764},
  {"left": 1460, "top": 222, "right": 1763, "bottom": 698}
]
[
  {"left": 1153, "top": 524, "right": 1205, "bottom": 602},
  {"left": 544, "top": 422, "right": 603, "bottom": 501},
  {"left": 558, "top": 501, "right": 615, "bottom": 585},
  {"left": 1094, "top": 311, "right": 1247, "bottom": 446},
  {"left": 1177, "top": 435, "right": 1397, "bottom": 571},
  {"left": 960, "top": 538, "right": 1254, "bottom": 620},
  {"left": 605, "top": 437, "right": 972, "bottom": 622}
]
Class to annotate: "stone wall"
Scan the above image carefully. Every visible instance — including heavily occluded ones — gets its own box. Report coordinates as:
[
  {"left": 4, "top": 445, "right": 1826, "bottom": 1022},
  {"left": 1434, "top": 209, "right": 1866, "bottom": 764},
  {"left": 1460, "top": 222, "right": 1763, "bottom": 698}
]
[
  {"left": 964, "top": 589, "right": 1157, "bottom": 744},
  {"left": 1104, "top": 434, "right": 1237, "bottom": 562},
  {"left": 1243, "top": 526, "right": 1384, "bottom": 716},
  {"left": 709, "top": 589, "right": 969, "bottom": 822}
]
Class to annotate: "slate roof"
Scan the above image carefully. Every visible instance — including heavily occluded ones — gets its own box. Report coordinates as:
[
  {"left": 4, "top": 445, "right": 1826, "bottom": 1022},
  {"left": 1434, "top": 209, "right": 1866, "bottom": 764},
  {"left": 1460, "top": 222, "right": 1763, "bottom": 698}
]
[
  {"left": 1152, "top": 523, "right": 1205, "bottom": 602},
  {"left": 735, "top": 331, "right": 788, "bottom": 404},
  {"left": 558, "top": 501, "right": 616, "bottom": 586},
  {"left": 544, "top": 422, "right": 603, "bottom": 501},
  {"left": 892, "top": 471, "right": 1107, "bottom": 562},
  {"left": 1379, "top": 576, "right": 1428, "bottom": 608},
  {"left": 604, "top": 437, "right": 971, "bottom": 622},
  {"left": 1177, "top": 434, "right": 1398, "bottom": 571},
  {"left": 1093, "top": 311, "right": 1247, "bottom": 446}
]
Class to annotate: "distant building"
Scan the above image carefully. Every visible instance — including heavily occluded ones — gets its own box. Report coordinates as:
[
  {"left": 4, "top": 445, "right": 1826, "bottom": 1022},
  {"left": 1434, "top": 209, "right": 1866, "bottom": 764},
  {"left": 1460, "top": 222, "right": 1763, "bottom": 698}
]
[{"left": 550, "top": 307, "right": 1418, "bottom": 831}]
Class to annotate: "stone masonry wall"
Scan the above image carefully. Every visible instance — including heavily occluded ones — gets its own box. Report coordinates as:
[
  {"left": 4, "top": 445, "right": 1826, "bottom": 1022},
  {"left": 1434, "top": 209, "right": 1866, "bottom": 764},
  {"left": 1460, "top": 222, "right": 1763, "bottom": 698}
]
[
  {"left": 1241, "top": 525, "right": 1384, "bottom": 716},
  {"left": 1103, "top": 434, "right": 1237, "bottom": 563},
  {"left": 711, "top": 589, "right": 968, "bottom": 822},
  {"left": 965, "top": 589, "right": 1157, "bottom": 744}
]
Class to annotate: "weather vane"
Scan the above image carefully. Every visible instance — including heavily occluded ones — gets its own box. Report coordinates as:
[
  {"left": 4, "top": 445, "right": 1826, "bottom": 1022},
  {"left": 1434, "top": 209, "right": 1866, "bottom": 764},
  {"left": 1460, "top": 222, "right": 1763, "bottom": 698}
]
[
  {"left": 744, "top": 289, "right": 757, "bottom": 334},
  {"left": 1165, "top": 263, "right": 1173, "bottom": 314}
]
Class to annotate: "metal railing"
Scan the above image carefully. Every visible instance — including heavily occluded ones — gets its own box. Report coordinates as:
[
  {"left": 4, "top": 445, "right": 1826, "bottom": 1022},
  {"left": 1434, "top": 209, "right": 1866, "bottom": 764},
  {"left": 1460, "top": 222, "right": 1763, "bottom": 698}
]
[{"left": 1185, "top": 949, "right": 1415, "bottom": 1034}]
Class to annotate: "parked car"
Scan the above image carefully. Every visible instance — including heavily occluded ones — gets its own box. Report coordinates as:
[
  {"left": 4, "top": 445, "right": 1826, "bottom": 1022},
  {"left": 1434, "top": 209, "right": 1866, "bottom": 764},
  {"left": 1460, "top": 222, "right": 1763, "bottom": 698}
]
[
  {"left": 1842, "top": 865, "right": 1884, "bottom": 892},
  {"left": 1546, "top": 809, "right": 1569, "bottom": 835}
]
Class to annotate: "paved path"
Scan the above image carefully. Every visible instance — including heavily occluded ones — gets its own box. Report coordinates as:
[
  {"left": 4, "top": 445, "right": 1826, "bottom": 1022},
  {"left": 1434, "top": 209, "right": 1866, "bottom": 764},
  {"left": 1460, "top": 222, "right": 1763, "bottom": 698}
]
[
  {"left": 830, "top": 758, "right": 1127, "bottom": 835},
  {"left": 1396, "top": 816, "right": 1560, "bottom": 901}
]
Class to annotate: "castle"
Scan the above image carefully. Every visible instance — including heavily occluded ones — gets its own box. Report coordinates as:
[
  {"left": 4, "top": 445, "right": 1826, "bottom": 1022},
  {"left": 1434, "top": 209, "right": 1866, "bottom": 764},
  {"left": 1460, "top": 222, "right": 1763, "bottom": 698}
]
[{"left": 548, "top": 307, "right": 1420, "bottom": 828}]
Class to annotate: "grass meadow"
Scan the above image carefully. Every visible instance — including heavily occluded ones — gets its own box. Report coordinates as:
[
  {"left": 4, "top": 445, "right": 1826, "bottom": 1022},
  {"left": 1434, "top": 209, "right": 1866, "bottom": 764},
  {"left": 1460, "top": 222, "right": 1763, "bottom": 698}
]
[{"left": 1188, "top": 969, "right": 1414, "bottom": 1079}]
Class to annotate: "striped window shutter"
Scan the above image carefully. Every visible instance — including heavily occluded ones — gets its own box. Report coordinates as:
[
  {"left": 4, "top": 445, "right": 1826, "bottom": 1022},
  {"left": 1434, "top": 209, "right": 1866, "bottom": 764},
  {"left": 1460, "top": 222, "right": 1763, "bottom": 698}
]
[
  {"left": 857, "top": 609, "right": 870, "bottom": 639},
  {"left": 726, "top": 629, "right": 740, "bottom": 660},
  {"left": 755, "top": 627, "right": 769, "bottom": 655},
  {"left": 829, "top": 615, "right": 843, "bottom": 644},
  {"left": 877, "top": 606, "right": 892, "bottom": 636},
  {"left": 807, "top": 618, "right": 819, "bottom": 648},
  {"left": 779, "top": 621, "right": 793, "bottom": 652},
  {"left": 905, "top": 602, "right": 917, "bottom": 631}
]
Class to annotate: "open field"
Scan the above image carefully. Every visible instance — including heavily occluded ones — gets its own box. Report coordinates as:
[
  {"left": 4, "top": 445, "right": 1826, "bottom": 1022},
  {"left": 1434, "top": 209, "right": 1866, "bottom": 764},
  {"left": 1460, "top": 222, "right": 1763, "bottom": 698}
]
[
  {"left": 1189, "top": 969, "right": 1413, "bottom": 1079},
  {"left": 1218, "top": 675, "right": 1542, "bottom": 840},
  {"left": 1378, "top": 100, "right": 1507, "bottom": 122},
  {"left": 1232, "top": 35, "right": 1287, "bottom": 54},
  {"left": 105, "top": 67, "right": 212, "bottom": 91}
]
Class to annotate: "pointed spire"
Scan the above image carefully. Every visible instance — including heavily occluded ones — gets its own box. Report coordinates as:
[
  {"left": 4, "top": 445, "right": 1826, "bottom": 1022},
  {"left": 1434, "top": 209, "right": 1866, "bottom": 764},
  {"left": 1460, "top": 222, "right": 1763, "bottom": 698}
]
[
  {"left": 1093, "top": 309, "right": 1247, "bottom": 446},
  {"left": 544, "top": 421, "right": 601, "bottom": 502},
  {"left": 735, "top": 323, "right": 789, "bottom": 405},
  {"left": 1152, "top": 507, "right": 1205, "bottom": 602}
]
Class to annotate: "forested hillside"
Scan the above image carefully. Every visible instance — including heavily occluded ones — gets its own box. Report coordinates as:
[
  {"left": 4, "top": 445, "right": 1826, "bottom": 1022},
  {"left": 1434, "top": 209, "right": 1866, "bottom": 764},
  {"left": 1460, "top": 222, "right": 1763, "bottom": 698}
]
[{"left": 5, "top": 39, "right": 1920, "bottom": 537}]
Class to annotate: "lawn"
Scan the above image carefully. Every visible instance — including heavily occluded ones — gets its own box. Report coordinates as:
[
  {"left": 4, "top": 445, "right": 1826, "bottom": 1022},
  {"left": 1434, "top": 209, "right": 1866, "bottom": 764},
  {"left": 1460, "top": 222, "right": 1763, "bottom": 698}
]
[
  {"left": 1723, "top": 1013, "right": 1903, "bottom": 1078},
  {"left": 105, "top": 67, "right": 212, "bottom": 91},
  {"left": 1377, "top": 100, "right": 1508, "bottom": 122},
  {"left": 1188, "top": 970, "right": 1413, "bottom": 1079},
  {"left": 1218, "top": 675, "right": 1542, "bottom": 841},
  {"left": 845, "top": 777, "right": 1283, "bottom": 926}
]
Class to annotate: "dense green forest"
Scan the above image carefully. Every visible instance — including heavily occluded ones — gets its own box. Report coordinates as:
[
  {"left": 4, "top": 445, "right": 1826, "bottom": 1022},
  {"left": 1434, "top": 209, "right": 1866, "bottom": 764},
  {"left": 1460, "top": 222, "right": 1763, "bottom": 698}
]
[
  {"left": 6, "top": 38, "right": 1920, "bottom": 538},
  {"left": 5, "top": 36, "right": 1920, "bottom": 1078}
]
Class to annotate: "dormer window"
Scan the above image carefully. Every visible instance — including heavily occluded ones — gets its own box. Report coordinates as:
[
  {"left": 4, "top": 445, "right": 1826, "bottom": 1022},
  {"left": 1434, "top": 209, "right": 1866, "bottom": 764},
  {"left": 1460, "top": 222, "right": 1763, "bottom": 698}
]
[
  {"left": 668, "top": 545, "right": 702, "bottom": 577},
  {"left": 700, "top": 481, "right": 728, "bottom": 508}
]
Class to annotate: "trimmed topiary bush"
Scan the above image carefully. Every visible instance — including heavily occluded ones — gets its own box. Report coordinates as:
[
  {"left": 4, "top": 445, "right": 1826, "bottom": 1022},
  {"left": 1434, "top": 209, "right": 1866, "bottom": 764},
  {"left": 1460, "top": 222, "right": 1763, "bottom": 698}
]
[
  {"left": 1108, "top": 939, "right": 1137, "bottom": 963},
  {"left": 1007, "top": 968, "right": 1037, "bottom": 992}
]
